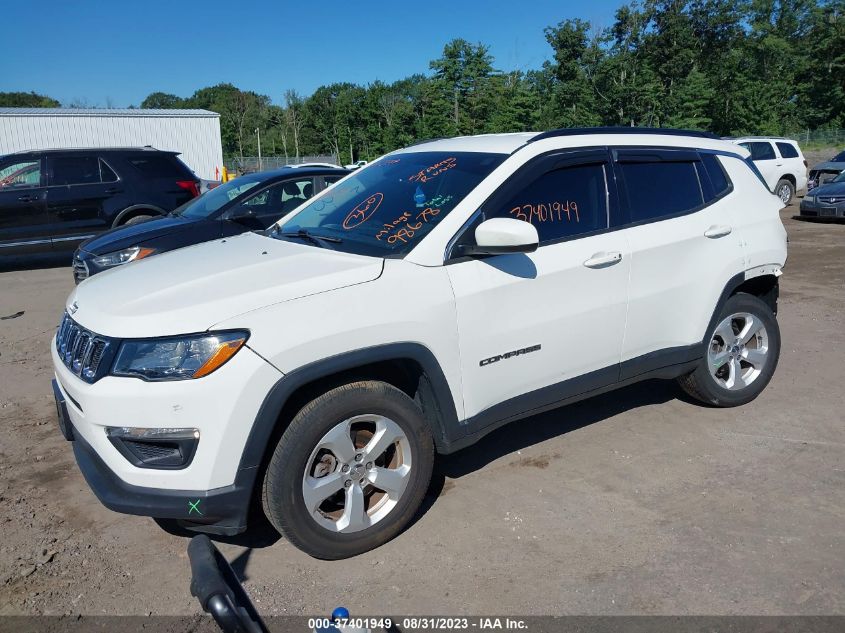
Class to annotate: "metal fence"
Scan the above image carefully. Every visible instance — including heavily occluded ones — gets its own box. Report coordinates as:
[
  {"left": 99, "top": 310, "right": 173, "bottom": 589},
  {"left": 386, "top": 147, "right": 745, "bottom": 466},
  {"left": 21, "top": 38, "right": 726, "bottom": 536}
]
[
  {"left": 784, "top": 129, "right": 845, "bottom": 148},
  {"left": 223, "top": 155, "right": 339, "bottom": 175}
]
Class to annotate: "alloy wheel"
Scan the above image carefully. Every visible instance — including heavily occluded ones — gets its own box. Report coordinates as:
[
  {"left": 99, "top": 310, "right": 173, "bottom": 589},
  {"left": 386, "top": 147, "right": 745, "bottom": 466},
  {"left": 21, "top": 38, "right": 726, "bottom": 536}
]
[
  {"left": 301, "top": 414, "right": 412, "bottom": 533},
  {"left": 708, "top": 312, "right": 769, "bottom": 391}
]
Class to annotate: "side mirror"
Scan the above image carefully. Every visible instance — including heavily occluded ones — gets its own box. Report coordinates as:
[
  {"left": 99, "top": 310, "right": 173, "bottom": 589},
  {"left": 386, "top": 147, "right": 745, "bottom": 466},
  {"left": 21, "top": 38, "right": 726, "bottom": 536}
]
[
  {"left": 226, "top": 206, "right": 257, "bottom": 221},
  {"left": 458, "top": 217, "right": 539, "bottom": 256}
]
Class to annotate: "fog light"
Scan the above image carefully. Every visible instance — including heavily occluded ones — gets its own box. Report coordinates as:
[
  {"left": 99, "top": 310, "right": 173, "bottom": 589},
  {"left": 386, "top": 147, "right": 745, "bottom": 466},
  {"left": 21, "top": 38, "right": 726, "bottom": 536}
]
[{"left": 106, "top": 427, "right": 199, "bottom": 469}]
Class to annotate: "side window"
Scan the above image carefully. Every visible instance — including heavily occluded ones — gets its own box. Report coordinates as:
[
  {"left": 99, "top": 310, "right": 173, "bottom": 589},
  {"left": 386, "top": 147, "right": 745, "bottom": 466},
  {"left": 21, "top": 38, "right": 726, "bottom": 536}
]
[
  {"left": 776, "top": 142, "right": 799, "bottom": 159},
  {"left": 741, "top": 142, "right": 776, "bottom": 161},
  {"left": 0, "top": 160, "right": 41, "bottom": 189},
  {"left": 700, "top": 154, "right": 732, "bottom": 200},
  {"left": 495, "top": 163, "right": 609, "bottom": 243},
  {"left": 127, "top": 154, "right": 185, "bottom": 177},
  {"left": 99, "top": 159, "right": 119, "bottom": 183},
  {"left": 617, "top": 159, "right": 704, "bottom": 223},
  {"left": 231, "top": 178, "right": 316, "bottom": 218},
  {"left": 48, "top": 156, "right": 101, "bottom": 186},
  {"left": 324, "top": 175, "right": 344, "bottom": 186}
]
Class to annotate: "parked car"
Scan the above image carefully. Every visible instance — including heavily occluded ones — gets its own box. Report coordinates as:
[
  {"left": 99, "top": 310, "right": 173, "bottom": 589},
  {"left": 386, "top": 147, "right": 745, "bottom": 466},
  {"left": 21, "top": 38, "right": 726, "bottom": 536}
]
[
  {"left": 799, "top": 170, "right": 845, "bottom": 220},
  {"left": 344, "top": 160, "right": 368, "bottom": 170},
  {"left": 52, "top": 128, "right": 786, "bottom": 559},
  {"left": 808, "top": 149, "right": 845, "bottom": 191},
  {"left": 0, "top": 147, "right": 199, "bottom": 264},
  {"left": 72, "top": 165, "right": 348, "bottom": 282},
  {"left": 729, "top": 137, "right": 807, "bottom": 205}
]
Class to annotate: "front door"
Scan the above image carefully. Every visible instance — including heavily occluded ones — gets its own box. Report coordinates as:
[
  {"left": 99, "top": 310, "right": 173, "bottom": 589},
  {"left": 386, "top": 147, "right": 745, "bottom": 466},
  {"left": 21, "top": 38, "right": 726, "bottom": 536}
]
[
  {"left": 0, "top": 157, "right": 49, "bottom": 256},
  {"left": 446, "top": 150, "right": 630, "bottom": 426}
]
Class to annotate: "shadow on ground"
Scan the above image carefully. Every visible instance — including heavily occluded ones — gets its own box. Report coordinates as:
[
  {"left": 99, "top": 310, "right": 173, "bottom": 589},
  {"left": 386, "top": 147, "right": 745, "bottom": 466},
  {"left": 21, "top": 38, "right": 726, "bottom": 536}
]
[{"left": 160, "top": 377, "right": 688, "bottom": 562}]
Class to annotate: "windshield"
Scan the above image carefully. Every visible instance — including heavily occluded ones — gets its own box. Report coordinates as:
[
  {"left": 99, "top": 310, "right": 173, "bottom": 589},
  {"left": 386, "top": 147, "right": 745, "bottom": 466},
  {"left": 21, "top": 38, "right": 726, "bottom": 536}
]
[
  {"left": 832, "top": 171, "right": 845, "bottom": 183},
  {"left": 271, "top": 151, "right": 505, "bottom": 257},
  {"left": 173, "top": 174, "right": 266, "bottom": 219},
  {"left": 832, "top": 151, "right": 845, "bottom": 162}
]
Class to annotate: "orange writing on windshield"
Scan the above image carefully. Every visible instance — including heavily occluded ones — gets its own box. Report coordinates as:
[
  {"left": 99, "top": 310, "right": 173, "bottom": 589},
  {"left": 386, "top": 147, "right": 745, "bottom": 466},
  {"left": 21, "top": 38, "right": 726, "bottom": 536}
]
[
  {"left": 343, "top": 192, "right": 384, "bottom": 229},
  {"left": 409, "top": 157, "right": 457, "bottom": 183},
  {"left": 510, "top": 200, "right": 579, "bottom": 224}
]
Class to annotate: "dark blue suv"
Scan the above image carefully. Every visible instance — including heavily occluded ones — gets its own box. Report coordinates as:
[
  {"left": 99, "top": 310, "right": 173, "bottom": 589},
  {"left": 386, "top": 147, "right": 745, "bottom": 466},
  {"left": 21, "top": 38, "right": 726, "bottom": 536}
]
[{"left": 0, "top": 147, "right": 199, "bottom": 265}]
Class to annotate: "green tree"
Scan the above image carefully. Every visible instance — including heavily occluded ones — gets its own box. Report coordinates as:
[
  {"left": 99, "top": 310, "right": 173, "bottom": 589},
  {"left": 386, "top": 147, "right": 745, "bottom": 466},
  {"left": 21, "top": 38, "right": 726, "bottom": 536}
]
[
  {"left": 0, "top": 91, "right": 60, "bottom": 107},
  {"left": 140, "top": 92, "right": 184, "bottom": 109}
]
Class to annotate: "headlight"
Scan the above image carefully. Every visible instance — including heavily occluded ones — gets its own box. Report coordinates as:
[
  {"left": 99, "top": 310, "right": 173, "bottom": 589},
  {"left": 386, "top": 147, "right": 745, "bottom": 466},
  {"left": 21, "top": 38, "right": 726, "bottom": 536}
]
[
  {"left": 92, "top": 246, "right": 156, "bottom": 268},
  {"left": 111, "top": 331, "right": 248, "bottom": 381},
  {"left": 804, "top": 195, "right": 815, "bottom": 204}
]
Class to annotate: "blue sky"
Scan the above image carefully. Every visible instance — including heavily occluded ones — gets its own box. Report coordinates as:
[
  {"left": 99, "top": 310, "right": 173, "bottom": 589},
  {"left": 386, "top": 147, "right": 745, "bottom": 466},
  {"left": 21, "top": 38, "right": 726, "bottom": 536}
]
[{"left": 1, "top": 0, "right": 621, "bottom": 107}]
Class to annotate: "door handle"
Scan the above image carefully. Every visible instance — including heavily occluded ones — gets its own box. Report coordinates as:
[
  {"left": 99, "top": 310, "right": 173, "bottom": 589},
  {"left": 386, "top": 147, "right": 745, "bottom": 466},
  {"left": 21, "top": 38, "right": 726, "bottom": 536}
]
[
  {"left": 17, "top": 195, "right": 35, "bottom": 202},
  {"left": 583, "top": 251, "right": 623, "bottom": 269},
  {"left": 704, "top": 225, "right": 732, "bottom": 239},
  {"left": 104, "top": 188, "right": 123, "bottom": 194}
]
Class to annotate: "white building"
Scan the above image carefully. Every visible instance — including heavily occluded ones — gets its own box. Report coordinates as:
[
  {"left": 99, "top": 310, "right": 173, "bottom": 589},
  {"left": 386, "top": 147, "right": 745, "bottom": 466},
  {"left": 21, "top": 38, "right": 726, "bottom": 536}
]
[{"left": 0, "top": 108, "right": 223, "bottom": 180}]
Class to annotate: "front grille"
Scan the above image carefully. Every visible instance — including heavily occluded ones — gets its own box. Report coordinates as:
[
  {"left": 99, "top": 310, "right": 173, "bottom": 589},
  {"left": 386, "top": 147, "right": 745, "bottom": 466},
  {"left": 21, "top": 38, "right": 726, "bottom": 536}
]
[
  {"left": 819, "top": 197, "right": 843, "bottom": 204},
  {"left": 72, "top": 254, "right": 89, "bottom": 282},
  {"left": 55, "top": 313, "right": 113, "bottom": 383}
]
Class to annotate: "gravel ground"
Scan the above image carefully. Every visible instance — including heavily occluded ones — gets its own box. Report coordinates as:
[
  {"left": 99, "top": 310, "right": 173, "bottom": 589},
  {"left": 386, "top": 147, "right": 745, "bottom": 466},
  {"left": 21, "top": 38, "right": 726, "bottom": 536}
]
[{"left": 0, "top": 200, "right": 843, "bottom": 618}]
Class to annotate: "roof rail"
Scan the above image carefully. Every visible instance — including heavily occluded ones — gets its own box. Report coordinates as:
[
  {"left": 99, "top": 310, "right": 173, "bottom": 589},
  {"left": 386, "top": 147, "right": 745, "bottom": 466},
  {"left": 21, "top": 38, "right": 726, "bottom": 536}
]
[{"left": 529, "top": 127, "right": 720, "bottom": 143}]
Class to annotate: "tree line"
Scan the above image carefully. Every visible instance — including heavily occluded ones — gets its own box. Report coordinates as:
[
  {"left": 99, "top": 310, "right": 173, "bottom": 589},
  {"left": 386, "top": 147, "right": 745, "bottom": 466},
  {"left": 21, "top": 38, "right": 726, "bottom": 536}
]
[{"left": 3, "top": 0, "right": 843, "bottom": 162}]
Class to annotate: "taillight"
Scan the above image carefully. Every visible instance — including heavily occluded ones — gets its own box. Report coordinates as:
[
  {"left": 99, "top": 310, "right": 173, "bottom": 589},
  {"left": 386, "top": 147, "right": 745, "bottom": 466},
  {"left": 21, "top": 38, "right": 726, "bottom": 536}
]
[{"left": 176, "top": 180, "right": 200, "bottom": 198}]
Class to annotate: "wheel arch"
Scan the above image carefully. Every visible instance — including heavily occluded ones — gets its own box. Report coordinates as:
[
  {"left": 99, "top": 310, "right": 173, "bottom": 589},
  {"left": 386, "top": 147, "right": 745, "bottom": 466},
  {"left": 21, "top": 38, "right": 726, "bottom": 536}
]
[
  {"left": 112, "top": 204, "right": 168, "bottom": 227},
  {"left": 704, "top": 272, "right": 780, "bottom": 345},
  {"left": 236, "top": 344, "right": 460, "bottom": 492}
]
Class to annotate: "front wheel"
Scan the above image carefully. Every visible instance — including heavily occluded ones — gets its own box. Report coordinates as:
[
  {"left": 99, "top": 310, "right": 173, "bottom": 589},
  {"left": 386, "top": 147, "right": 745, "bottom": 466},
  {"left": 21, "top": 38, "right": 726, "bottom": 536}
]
[
  {"left": 262, "top": 381, "right": 434, "bottom": 559},
  {"left": 678, "top": 293, "right": 780, "bottom": 407}
]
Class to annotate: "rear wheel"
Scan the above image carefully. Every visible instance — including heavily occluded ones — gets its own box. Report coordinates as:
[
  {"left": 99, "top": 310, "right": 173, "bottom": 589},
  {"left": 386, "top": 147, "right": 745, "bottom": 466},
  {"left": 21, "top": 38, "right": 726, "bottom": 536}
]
[
  {"left": 262, "top": 381, "right": 434, "bottom": 559},
  {"left": 678, "top": 293, "right": 780, "bottom": 407},
  {"left": 775, "top": 178, "right": 795, "bottom": 205}
]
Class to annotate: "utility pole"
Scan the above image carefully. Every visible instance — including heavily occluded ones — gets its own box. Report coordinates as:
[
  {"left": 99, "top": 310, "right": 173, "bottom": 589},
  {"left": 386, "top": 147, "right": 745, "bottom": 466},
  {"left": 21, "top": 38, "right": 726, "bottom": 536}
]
[{"left": 256, "top": 127, "right": 262, "bottom": 171}]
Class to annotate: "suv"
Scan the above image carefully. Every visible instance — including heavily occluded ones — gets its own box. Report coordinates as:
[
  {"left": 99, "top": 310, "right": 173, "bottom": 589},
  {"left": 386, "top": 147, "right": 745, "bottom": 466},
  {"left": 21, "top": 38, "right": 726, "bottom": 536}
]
[
  {"left": 51, "top": 129, "right": 787, "bottom": 559},
  {"left": 730, "top": 137, "right": 808, "bottom": 205},
  {"left": 0, "top": 147, "right": 199, "bottom": 262}
]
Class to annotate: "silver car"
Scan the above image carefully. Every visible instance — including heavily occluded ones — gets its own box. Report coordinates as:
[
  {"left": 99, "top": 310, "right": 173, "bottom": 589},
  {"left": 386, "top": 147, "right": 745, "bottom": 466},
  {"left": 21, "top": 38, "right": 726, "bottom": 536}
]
[{"left": 808, "top": 150, "right": 845, "bottom": 191}]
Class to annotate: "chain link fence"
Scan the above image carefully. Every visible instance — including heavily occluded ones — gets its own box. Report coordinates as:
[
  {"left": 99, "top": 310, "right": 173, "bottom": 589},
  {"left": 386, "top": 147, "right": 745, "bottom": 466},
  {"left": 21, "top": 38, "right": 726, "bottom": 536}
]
[
  {"left": 223, "top": 155, "right": 339, "bottom": 175},
  {"left": 784, "top": 129, "right": 845, "bottom": 149}
]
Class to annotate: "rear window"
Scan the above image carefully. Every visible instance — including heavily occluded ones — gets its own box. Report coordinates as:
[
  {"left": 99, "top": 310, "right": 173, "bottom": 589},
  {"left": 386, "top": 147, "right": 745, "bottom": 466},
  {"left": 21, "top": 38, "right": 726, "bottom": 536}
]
[
  {"left": 127, "top": 154, "right": 191, "bottom": 178},
  {"left": 700, "top": 154, "right": 732, "bottom": 199},
  {"left": 741, "top": 142, "right": 776, "bottom": 161},
  {"left": 776, "top": 142, "right": 800, "bottom": 159},
  {"left": 832, "top": 151, "right": 845, "bottom": 162}
]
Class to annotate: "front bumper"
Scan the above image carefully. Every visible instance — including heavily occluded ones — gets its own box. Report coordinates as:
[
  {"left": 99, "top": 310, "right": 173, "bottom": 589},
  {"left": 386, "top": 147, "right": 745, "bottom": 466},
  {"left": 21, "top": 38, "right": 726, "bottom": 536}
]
[
  {"left": 54, "top": 377, "right": 256, "bottom": 535},
  {"left": 798, "top": 200, "right": 845, "bottom": 220}
]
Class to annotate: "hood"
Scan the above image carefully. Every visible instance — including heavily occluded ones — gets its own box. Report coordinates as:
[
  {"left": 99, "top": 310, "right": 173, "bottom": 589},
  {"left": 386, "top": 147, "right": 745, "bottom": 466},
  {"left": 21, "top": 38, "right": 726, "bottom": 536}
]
[
  {"left": 812, "top": 180, "right": 845, "bottom": 197},
  {"left": 811, "top": 161, "right": 845, "bottom": 172},
  {"left": 80, "top": 215, "right": 201, "bottom": 254},
  {"left": 68, "top": 232, "right": 384, "bottom": 338}
]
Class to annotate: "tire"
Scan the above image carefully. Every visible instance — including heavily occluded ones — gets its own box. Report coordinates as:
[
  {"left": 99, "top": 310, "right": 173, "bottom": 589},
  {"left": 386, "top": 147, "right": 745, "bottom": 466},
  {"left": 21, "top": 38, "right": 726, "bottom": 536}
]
[
  {"left": 775, "top": 179, "right": 795, "bottom": 205},
  {"left": 678, "top": 293, "right": 780, "bottom": 407},
  {"left": 262, "top": 381, "right": 434, "bottom": 559},
  {"left": 123, "top": 214, "right": 155, "bottom": 226}
]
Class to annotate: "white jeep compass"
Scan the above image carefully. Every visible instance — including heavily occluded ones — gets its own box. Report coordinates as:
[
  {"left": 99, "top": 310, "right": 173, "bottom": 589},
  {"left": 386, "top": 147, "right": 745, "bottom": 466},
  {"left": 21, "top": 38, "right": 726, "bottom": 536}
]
[{"left": 52, "top": 128, "right": 787, "bottom": 559}]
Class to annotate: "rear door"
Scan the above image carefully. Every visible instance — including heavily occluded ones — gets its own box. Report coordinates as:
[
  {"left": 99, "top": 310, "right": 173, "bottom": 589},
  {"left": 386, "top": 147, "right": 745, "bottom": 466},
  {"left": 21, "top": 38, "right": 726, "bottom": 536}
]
[
  {"left": 45, "top": 154, "right": 116, "bottom": 249},
  {"left": 0, "top": 156, "right": 49, "bottom": 255},
  {"left": 614, "top": 149, "right": 745, "bottom": 376},
  {"left": 775, "top": 141, "right": 807, "bottom": 190}
]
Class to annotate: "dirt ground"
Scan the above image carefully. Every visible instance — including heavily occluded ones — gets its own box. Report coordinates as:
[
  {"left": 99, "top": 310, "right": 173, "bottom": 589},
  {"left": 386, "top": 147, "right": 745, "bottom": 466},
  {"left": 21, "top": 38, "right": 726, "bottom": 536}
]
[{"left": 0, "top": 200, "right": 843, "bottom": 618}]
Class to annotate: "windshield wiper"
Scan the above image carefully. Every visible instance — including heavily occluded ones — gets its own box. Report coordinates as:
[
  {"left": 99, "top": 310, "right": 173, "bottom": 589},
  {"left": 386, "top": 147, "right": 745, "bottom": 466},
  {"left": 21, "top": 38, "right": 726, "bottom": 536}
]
[{"left": 278, "top": 228, "right": 343, "bottom": 246}]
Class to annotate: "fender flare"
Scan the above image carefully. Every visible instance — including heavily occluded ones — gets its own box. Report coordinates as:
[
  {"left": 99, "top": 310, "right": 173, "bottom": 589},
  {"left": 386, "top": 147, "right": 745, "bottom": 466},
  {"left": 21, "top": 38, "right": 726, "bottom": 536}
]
[
  {"left": 112, "top": 204, "right": 168, "bottom": 227},
  {"left": 234, "top": 343, "right": 461, "bottom": 486}
]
